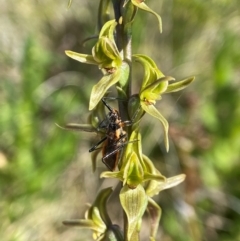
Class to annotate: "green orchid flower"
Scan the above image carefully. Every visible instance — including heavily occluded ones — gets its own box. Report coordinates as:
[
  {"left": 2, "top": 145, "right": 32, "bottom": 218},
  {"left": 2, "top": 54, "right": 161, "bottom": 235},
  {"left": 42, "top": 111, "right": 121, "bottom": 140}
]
[
  {"left": 66, "top": 20, "right": 120, "bottom": 68},
  {"left": 99, "top": 128, "right": 186, "bottom": 241},
  {"left": 100, "top": 129, "right": 166, "bottom": 188},
  {"left": 132, "top": 54, "right": 195, "bottom": 151},
  {"left": 65, "top": 20, "right": 130, "bottom": 110},
  {"left": 63, "top": 187, "right": 123, "bottom": 241}
]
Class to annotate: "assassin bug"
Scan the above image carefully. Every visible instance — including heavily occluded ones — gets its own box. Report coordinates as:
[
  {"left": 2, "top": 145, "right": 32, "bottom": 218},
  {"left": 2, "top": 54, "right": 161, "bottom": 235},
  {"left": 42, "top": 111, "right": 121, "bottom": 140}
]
[{"left": 89, "top": 98, "right": 131, "bottom": 171}]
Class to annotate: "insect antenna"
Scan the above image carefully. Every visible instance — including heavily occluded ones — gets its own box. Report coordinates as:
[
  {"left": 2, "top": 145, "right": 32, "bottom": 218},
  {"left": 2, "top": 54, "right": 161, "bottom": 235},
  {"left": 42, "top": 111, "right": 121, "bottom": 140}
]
[{"left": 101, "top": 98, "right": 113, "bottom": 112}]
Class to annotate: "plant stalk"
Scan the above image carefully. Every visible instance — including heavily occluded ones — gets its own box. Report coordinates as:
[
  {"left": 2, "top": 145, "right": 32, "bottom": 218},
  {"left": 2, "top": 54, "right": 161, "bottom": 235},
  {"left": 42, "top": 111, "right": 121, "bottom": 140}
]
[{"left": 112, "top": 1, "right": 137, "bottom": 241}]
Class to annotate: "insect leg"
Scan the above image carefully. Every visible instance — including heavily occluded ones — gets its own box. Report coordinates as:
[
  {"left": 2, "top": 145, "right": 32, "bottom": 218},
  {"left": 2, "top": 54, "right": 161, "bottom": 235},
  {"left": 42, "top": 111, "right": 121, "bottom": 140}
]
[
  {"left": 102, "top": 145, "right": 124, "bottom": 161},
  {"left": 102, "top": 144, "right": 125, "bottom": 171},
  {"left": 89, "top": 136, "right": 107, "bottom": 152},
  {"left": 121, "top": 120, "right": 132, "bottom": 127}
]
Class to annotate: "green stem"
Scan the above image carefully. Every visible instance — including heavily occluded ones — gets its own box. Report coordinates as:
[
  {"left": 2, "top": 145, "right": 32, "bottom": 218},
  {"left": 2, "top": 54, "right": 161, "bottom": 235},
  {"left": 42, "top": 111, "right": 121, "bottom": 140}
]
[
  {"left": 113, "top": 0, "right": 133, "bottom": 121},
  {"left": 122, "top": 23, "right": 132, "bottom": 99},
  {"left": 112, "top": 1, "right": 138, "bottom": 241},
  {"left": 111, "top": 0, "right": 124, "bottom": 53}
]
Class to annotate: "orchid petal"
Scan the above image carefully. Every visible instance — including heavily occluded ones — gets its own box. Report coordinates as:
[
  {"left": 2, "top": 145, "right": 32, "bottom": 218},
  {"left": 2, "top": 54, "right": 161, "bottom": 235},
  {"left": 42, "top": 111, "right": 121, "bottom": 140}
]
[
  {"left": 131, "top": 0, "right": 162, "bottom": 33},
  {"left": 165, "top": 76, "right": 195, "bottom": 93},
  {"left": 141, "top": 103, "right": 169, "bottom": 152},
  {"left": 65, "top": 50, "right": 97, "bottom": 65}
]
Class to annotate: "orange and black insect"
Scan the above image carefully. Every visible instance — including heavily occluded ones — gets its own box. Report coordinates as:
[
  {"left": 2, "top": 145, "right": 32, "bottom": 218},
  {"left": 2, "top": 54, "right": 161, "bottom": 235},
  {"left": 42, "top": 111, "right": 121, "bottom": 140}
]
[{"left": 89, "top": 98, "right": 131, "bottom": 171}]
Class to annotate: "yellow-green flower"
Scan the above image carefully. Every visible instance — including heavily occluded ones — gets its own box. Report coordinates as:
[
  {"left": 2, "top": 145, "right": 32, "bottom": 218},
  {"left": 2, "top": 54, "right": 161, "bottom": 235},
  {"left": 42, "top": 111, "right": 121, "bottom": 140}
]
[
  {"left": 132, "top": 54, "right": 195, "bottom": 151},
  {"left": 66, "top": 20, "right": 121, "bottom": 69},
  {"left": 101, "top": 129, "right": 166, "bottom": 188},
  {"left": 100, "top": 129, "right": 186, "bottom": 241},
  {"left": 65, "top": 20, "right": 130, "bottom": 110},
  {"left": 63, "top": 188, "right": 123, "bottom": 241}
]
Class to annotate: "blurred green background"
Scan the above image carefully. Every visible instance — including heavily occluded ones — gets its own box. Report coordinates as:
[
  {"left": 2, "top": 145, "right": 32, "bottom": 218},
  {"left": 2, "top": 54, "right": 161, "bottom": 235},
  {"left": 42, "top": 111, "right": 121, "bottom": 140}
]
[{"left": 0, "top": 0, "right": 239, "bottom": 240}]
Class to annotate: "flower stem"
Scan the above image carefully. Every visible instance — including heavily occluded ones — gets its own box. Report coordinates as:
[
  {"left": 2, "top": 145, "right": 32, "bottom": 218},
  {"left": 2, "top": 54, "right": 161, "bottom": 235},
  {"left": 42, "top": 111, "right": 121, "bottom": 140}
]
[
  {"left": 112, "top": 1, "right": 138, "bottom": 241},
  {"left": 112, "top": 0, "right": 133, "bottom": 119}
]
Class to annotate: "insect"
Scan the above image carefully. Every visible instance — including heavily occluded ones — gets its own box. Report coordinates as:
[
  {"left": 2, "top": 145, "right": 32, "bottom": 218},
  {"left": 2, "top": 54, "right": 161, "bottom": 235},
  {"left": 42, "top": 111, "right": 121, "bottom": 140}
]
[{"left": 89, "top": 98, "right": 131, "bottom": 171}]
